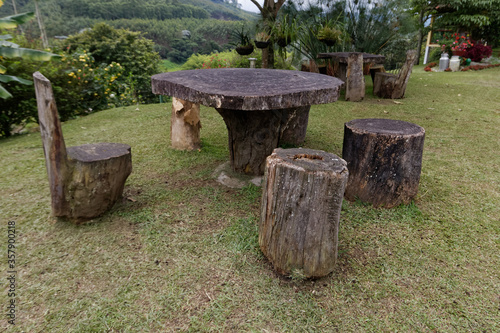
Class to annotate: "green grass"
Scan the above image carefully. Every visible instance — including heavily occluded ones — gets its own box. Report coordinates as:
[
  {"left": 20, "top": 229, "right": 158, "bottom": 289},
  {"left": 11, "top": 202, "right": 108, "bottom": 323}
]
[
  {"left": 1, "top": 65, "right": 499, "bottom": 332},
  {"left": 159, "top": 59, "right": 183, "bottom": 72}
]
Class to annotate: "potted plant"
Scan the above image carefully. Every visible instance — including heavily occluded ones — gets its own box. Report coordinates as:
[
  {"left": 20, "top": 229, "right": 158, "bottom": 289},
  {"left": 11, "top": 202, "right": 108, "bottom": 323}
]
[
  {"left": 317, "top": 24, "right": 342, "bottom": 47},
  {"left": 231, "top": 26, "right": 254, "bottom": 56},
  {"left": 272, "top": 15, "right": 297, "bottom": 48},
  {"left": 254, "top": 32, "right": 271, "bottom": 49}
]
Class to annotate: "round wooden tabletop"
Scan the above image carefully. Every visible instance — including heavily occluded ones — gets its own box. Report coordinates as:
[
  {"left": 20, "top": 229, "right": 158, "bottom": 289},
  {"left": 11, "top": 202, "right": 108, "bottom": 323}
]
[{"left": 152, "top": 68, "right": 343, "bottom": 110}]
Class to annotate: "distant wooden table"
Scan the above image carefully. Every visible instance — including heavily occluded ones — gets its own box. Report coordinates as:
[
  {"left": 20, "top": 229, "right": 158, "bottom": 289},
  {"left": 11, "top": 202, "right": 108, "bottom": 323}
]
[
  {"left": 152, "top": 68, "right": 343, "bottom": 175},
  {"left": 318, "top": 52, "right": 386, "bottom": 82},
  {"left": 318, "top": 52, "right": 386, "bottom": 101}
]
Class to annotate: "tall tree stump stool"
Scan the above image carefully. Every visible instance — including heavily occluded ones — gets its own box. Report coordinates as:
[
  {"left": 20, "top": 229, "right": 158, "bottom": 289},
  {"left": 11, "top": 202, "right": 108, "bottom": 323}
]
[
  {"left": 34, "top": 72, "right": 132, "bottom": 223},
  {"left": 342, "top": 118, "right": 425, "bottom": 208},
  {"left": 345, "top": 53, "right": 365, "bottom": 102},
  {"left": 171, "top": 97, "right": 202, "bottom": 150},
  {"left": 259, "top": 148, "right": 349, "bottom": 278}
]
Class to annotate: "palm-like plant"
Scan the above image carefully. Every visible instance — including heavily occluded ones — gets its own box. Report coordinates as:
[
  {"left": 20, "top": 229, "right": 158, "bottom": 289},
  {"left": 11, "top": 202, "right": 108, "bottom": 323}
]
[{"left": 0, "top": 5, "right": 60, "bottom": 99}]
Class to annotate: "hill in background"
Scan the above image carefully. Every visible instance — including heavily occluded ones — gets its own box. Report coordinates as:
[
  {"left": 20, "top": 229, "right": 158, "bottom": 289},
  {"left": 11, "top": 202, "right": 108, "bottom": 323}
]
[{"left": 0, "top": 0, "right": 257, "bottom": 63}]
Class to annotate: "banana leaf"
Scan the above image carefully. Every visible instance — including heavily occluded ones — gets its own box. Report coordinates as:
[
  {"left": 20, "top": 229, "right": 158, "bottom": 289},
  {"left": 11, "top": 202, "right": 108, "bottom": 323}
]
[
  {"left": 0, "top": 74, "right": 33, "bottom": 85},
  {"left": 0, "top": 84, "right": 13, "bottom": 99},
  {"left": 0, "top": 46, "right": 61, "bottom": 61},
  {"left": 0, "top": 12, "right": 35, "bottom": 29}
]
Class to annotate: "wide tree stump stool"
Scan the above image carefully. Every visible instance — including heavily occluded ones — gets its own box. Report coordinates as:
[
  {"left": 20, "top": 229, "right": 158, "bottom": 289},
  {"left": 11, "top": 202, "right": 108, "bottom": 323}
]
[
  {"left": 342, "top": 118, "right": 425, "bottom": 208},
  {"left": 171, "top": 97, "right": 201, "bottom": 150},
  {"left": 260, "top": 148, "right": 349, "bottom": 278},
  {"left": 34, "top": 72, "right": 132, "bottom": 223},
  {"left": 66, "top": 143, "right": 132, "bottom": 221}
]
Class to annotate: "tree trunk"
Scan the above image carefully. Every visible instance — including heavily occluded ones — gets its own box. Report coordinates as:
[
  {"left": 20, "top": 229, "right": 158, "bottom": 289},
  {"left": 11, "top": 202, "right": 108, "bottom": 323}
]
[
  {"left": 416, "top": 10, "right": 425, "bottom": 65},
  {"left": 260, "top": 148, "right": 349, "bottom": 278},
  {"left": 170, "top": 97, "right": 202, "bottom": 150},
  {"left": 342, "top": 118, "right": 425, "bottom": 208}
]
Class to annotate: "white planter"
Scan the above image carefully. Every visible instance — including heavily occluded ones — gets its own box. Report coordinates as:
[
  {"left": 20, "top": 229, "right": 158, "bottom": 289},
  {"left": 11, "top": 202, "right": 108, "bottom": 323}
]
[{"left": 449, "top": 56, "right": 460, "bottom": 72}]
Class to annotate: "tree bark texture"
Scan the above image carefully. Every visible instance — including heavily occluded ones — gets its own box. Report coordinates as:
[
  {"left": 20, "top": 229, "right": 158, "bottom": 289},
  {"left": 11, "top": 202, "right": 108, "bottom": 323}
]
[
  {"left": 216, "top": 107, "right": 311, "bottom": 175},
  {"left": 66, "top": 143, "right": 132, "bottom": 222},
  {"left": 34, "top": 71, "right": 70, "bottom": 216},
  {"left": 171, "top": 97, "right": 202, "bottom": 150},
  {"left": 345, "top": 53, "right": 365, "bottom": 102},
  {"left": 260, "top": 148, "right": 349, "bottom": 278},
  {"left": 342, "top": 118, "right": 425, "bottom": 208},
  {"left": 373, "top": 50, "right": 417, "bottom": 99},
  {"left": 34, "top": 72, "right": 132, "bottom": 223},
  {"left": 278, "top": 106, "right": 310, "bottom": 146}
]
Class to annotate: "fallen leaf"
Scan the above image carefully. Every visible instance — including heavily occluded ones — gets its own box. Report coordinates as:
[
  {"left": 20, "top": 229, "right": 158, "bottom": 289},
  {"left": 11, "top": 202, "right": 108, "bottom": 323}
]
[
  {"left": 127, "top": 197, "right": 137, "bottom": 202},
  {"left": 393, "top": 101, "right": 403, "bottom": 105},
  {"left": 428, "top": 108, "right": 435, "bottom": 110}
]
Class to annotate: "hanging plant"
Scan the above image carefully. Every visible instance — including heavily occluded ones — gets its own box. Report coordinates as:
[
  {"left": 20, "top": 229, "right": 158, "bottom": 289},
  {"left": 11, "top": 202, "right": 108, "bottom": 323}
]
[
  {"left": 317, "top": 26, "right": 342, "bottom": 47},
  {"left": 271, "top": 14, "right": 298, "bottom": 48},
  {"left": 231, "top": 25, "right": 254, "bottom": 55},
  {"left": 254, "top": 32, "right": 271, "bottom": 49}
]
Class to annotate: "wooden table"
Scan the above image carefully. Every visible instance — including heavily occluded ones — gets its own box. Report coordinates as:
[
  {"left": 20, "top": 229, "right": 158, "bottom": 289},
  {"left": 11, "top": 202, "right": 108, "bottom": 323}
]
[
  {"left": 318, "top": 52, "right": 386, "bottom": 101},
  {"left": 152, "top": 68, "right": 343, "bottom": 175}
]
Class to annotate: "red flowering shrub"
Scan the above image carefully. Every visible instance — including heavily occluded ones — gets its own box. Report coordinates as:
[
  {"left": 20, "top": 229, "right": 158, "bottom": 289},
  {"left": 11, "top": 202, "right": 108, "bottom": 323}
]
[{"left": 465, "top": 42, "right": 492, "bottom": 62}]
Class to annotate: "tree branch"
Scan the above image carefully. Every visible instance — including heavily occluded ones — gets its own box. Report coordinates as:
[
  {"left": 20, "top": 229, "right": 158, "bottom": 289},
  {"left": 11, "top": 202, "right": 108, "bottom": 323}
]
[{"left": 250, "top": 0, "right": 264, "bottom": 13}]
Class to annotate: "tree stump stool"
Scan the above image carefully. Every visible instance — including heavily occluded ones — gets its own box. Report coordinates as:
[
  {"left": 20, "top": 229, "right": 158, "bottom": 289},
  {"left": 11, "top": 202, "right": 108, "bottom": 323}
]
[
  {"left": 342, "top": 118, "right": 425, "bottom": 208},
  {"left": 171, "top": 97, "right": 201, "bottom": 150},
  {"left": 260, "top": 148, "right": 349, "bottom": 278},
  {"left": 345, "top": 53, "right": 365, "bottom": 102}
]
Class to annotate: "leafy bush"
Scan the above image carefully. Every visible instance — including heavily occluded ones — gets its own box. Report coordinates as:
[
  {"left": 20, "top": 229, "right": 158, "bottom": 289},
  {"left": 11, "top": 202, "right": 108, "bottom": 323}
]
[
  {"left": 182, "top": 50, "right": 263, "bottom": 70},
  {"left": 465, "top": 42, "right": 493, "bottom": 62},
  {"left": 64, "top": 23, "right": 160, "bottom": 103},
  {"left": 0, "top": 30, "right": 147, "bottom": 138}
]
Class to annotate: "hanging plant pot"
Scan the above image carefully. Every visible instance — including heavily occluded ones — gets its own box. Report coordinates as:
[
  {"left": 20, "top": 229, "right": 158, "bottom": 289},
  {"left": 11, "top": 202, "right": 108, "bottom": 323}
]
[
  {"left": 254, "top": 40, "right": 270, "bottom": 49},
  {"left": 276, "top": 36, "right": 291, "bottom": 48},
  {"left": 236, "top": 45, "right": 254, "bottom": 55},
  {"left": 319, "top": 38, "right": 337, "bottom": 47}
]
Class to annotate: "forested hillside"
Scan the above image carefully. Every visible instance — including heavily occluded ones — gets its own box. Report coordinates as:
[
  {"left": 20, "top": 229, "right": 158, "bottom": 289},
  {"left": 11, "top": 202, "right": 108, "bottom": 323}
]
[{"left": 0, "top": 0, "right": 256, "bottom": 62}]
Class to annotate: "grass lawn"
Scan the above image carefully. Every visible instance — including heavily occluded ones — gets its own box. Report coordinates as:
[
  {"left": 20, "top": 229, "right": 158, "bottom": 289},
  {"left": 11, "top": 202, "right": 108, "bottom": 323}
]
[
  {"left": 0, "top": 65, "right": 499, "bottom": 332},
  {"left": 159, "top": 59, "right": 183, "bottom": 72}
]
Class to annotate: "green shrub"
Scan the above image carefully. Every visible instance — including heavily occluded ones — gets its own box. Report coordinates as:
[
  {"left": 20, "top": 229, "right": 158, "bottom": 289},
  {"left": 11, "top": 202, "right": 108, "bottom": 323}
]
[
  {"left": 64, "top": 23, "right": 160, "bottom": 103},
  {"left": 182, "top": 50, "right": 263, "bottom": 70}
]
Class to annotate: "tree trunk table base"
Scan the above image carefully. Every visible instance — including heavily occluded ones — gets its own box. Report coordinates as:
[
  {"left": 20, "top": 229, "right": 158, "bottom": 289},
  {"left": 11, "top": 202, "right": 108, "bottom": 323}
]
[
  {"left": 217, "top": 106, "right": 311, "bottom": 175},
  {"left": 342, "top": 118, "right": 425, "bottom": 208},
  {"left": 260, "top": 148, "right": 349, "bottom": 278}
]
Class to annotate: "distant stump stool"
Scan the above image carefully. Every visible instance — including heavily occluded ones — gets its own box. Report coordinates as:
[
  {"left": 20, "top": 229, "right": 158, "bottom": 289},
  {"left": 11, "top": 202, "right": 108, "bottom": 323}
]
[
  {"left": 259, "top": 148, "right": 349, "bottom": 278},
  {"left": 342, "top": 118, "right": 425, "bottom": 208}
]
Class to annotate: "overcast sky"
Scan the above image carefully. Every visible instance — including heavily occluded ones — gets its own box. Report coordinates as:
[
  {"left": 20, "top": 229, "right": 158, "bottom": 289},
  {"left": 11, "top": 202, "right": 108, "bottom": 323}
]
[{"left": 237, "top": 0, "right": 260, "bottom": 13}]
